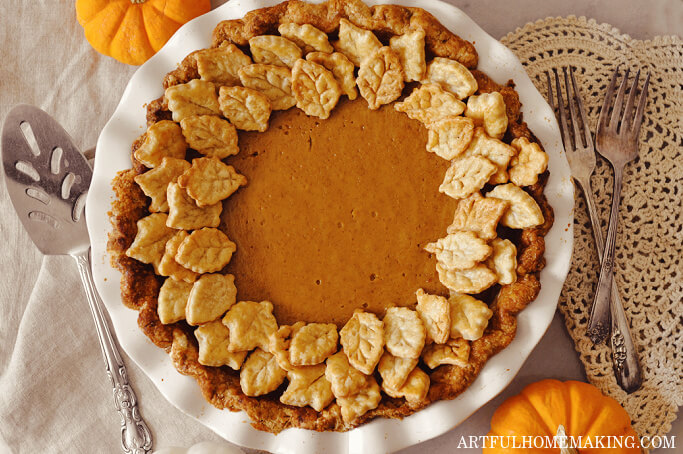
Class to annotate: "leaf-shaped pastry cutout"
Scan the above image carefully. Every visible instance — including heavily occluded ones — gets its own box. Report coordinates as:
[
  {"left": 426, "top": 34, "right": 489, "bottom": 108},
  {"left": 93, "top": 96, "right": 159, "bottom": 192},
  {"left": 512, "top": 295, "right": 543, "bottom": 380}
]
[
  {"left": 337, "top": 376, "right": 381, "bottom": 424},
  {"left": 436, "top": 263, "right": 498, "bottom": 294},
  {"left": 333, "top": 19, "right": 382, "bottom": 67},
  {"left": 389, "top": 28, "right": 426, "bottom": 82},
  {"left": 424, "top": 57, "right": 478, "bottom": 100},
  {"left": 195, "top": 320, "right": 247, "bottom": 369},
  {"left": 222, "top": 301, "right": 278, "bottom": 352},
  {"left": 448, "top": 293, "right": 493, "bottom": 340},
  {"left": 380, "top": 367, "right": 430, "bottom": 406},
  {"left": 269, "top": 322, "right": 305, "bottom": 371},
  {"left": 339, "top": 311, "right": 384, "bottom": 375},
  {"left": 289, "top": 323, "right": 338, "bottom": 366},
  {"left": 186, "top": 273, "right": 237, "bottom": 325},
  {"left": 177, "top": 157, "right": 247, "bottom": 207},
  {"left": 486, "top": 183, "right": 544, "bottom": 229},
  {"left": 166, "top": 182, "right": 222, "bottom": 230},
  {"left": 487, "top": 238, "right": 518, "bottom": 285},
  {"left": 426, "top": 231, "right": 492, "bottom": 270},
  {"left": 509, "top": 137, "right": 549, "bottom": 187},
  {"left": 422, "top": 338, "right": 470, "bottom": 369},
  {"left": 306, "top": 51, "right": 358, "bottom": 100},
  {"left": 179, "top": 115, "right": 239, "bottom": 159},
  {"left": 377, "top": 352, "right": 418, "bottom": 391},
  {"left": 280, "top": 363, "right": 334, "bottom": 412},
  {"left": 218, "top": 86, "right": 272, "bottom": 132},
  {"left": 240, "top": 348, "right": 287, "bottom": 396},
  {"left": 249, "top": 35, "right": 302, "bottom": 68},
  {"left": 134, "top": 157, "right": 190, "bottom": 212},
  {"left": 165, "top": 79, "right": 221, "bottom": 122},
  {"left": 447, "top": 192, "right": 509, "bottom": 240},
  {"left": 465, "top": 92, "right": 508, "bottom": 139},
  {"left": 438, "top": 155, "right": 497, "bottom": 199},
  {"left": 357, "top": 46, "right": 404, "bottom": 110},
  {"left": 157, "top": 277, "right": 192, "bottom": 324},
  {"left": 196, "top": 43, "right": 252, "bottom": 86},
  {"left": 394, "top": 83, "right": 466, "bottom": 125},
  {"left": 134, "top": 121, "right": 188, "bottom": 169},
  {"left": 157, "top": 231, "right": 199, "bottom": 283},
  {"left": 291, "top": 59, "right": 342, "bottom": 119},
  {"left": 425, "top": 116, "right": 474, "bottom": 160},
  {"left": 238, "top": 64, "right": 296, "bottom": 110},
  {"left": 415, "top": 288, "right": 450, "bottom": 344},
  {"left": 325, "top": 351, "right": 369, "bottom": 398},
  {"left": 461, "top": 127, "right": 516, "bottom": 184},
  {"left": 126, "top": 213, "right": 176, "bottom": 271},
  {"left": 278, "top": 23, "right": 333, "bottom": 54},
  {"left": 383, "top": 307, "right": 425, "bottom": 359},
  {"left": 175, "top": 227, "right": 236, "bottom": 273}
]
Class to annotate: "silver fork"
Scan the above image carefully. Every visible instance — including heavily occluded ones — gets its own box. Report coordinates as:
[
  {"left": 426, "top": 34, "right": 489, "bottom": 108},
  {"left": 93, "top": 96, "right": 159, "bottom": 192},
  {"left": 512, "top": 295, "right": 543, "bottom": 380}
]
[
  {"left": 592, "top": 67, "right": 650, "bottom": 344},
  {"left": 547, "top": 67, "right": 643, "bottom": 392}
]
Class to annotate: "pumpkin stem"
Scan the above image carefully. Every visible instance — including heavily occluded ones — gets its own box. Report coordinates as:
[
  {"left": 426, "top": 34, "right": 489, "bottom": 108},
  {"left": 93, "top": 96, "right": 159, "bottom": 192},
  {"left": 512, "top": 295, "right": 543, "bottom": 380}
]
[{"left": 556, "top": 425, "right": 579, "bottom": 454}]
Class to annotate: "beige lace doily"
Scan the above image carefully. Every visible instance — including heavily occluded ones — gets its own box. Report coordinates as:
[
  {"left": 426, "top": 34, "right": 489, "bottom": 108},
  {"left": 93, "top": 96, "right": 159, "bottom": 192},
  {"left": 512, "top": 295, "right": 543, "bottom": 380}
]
[{"left": 501, "top": 17, "right": 682, "bottom": 439}]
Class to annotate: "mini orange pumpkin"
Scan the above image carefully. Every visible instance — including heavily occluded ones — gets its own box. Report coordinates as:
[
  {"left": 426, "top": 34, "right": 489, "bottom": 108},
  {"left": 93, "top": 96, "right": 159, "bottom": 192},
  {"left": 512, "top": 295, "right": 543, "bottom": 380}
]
[
  {"left": 76, "top": 0, "right": 211, "bottom": 65},
  {"left": 485, "top": 380, "right": 640, "bottom": 454}
]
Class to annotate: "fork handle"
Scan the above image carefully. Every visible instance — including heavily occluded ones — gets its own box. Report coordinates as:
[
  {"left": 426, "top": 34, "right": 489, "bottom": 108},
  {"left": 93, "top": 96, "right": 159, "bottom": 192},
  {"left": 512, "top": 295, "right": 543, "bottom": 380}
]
[
  {"left": 609, "top": 284, "right": 643, "bottom": 393},
  {"left": 74, "top": 250, "right": 153, "bottom": 454},
  {"left": 590, "top": 167, "right": 623, "bottom": 344},
  {"left": 578, "top": 177, "right": 642, "bottom": 392},
  {"left": 582, "top": 179, "right": 612, "bottom": 343}
]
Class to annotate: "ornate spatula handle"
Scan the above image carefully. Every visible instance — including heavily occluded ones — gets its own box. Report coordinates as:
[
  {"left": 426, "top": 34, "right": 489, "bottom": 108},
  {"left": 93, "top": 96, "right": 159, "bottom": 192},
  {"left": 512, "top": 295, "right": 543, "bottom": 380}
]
[{"left": 74, "top": 250, "right": 153, "bottom": 453}]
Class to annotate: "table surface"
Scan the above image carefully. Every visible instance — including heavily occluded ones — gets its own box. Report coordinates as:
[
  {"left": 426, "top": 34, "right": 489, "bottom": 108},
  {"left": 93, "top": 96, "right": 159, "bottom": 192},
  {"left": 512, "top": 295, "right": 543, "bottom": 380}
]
[{"left": 0, "top": 1, "right": 680, "bottom": 453}]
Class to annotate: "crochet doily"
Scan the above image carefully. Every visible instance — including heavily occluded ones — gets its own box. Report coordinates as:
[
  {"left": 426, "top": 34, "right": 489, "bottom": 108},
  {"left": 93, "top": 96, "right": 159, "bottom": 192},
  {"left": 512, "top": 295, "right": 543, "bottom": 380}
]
[{"left": 502, "top": 17, "right": 682, "bottom": 439}]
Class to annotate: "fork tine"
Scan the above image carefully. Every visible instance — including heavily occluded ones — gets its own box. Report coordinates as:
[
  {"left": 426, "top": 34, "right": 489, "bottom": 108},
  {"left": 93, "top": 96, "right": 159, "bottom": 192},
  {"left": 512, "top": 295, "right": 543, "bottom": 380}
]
[
  {"left": 569, "top": 66, "right": 594, "bottom": 149},
  {"left": 597, "top": 65, "right": 620, "bottom": 131},
  {"left": 546, "top": 71, "right": 555, "bottom": 110},
  {"left": 553, "top": 68, "right": 574, "bottom": 150},
  {"left": 621, "top": 69, "right": 641, "bottom": 132},
  {"left": 631, "top": 71, "right": 650, "bottom": 137},
  {"left": 610, "top": 68, "right": 630, "bottom": 131},
  {"left": 564, "top": 67, "right": 585, "bottom": 148}
]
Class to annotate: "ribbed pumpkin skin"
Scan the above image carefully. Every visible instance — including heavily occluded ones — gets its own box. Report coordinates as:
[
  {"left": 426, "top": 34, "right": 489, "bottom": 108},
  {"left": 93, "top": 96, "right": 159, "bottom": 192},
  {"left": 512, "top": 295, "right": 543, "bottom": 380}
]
[
  {"left": 76, "top": 0, "right": 211, "bottom": 65},
  {"left": 485, "top": 380, "right": 640, "bottom": 454}
]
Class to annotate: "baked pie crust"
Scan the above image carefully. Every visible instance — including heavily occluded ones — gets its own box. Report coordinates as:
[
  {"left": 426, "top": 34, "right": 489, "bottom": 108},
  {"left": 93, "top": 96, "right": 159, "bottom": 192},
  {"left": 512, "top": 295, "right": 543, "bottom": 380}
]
[{"left": 108, "top": 0, "right": 553, "bottom": 433}]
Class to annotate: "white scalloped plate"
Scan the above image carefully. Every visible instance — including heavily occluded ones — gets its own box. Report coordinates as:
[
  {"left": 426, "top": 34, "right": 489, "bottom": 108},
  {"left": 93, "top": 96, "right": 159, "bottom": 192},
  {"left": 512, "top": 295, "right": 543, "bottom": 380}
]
[{"left": 86, "top": 1, "right": 574, "bottom": 453}]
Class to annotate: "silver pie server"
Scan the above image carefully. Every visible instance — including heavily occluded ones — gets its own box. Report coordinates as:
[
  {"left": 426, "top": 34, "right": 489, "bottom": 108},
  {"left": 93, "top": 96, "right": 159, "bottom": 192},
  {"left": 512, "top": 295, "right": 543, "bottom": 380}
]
[{"left": 1, "top": 105, "right": 152, "bottom": 454}]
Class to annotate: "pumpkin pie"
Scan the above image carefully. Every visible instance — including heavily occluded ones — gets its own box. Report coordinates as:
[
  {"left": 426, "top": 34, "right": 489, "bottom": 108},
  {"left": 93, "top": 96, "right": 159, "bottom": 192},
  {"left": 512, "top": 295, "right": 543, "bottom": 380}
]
[{"left": 108, "top": 0, "right": 553, "bottom": 433}]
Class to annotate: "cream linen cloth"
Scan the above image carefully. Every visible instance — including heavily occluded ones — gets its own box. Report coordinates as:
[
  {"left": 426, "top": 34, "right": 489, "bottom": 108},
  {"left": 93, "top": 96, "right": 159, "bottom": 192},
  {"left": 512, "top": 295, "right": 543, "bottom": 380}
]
[{"left": 0, "top": 1, "right": 233, "bottom": 453}]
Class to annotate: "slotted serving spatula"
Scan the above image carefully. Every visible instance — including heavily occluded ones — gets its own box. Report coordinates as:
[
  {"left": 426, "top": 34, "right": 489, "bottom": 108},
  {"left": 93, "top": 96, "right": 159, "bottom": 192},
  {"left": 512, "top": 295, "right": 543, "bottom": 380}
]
[{"left": 1, "top": 105, "right": 152, "bottom": 454}]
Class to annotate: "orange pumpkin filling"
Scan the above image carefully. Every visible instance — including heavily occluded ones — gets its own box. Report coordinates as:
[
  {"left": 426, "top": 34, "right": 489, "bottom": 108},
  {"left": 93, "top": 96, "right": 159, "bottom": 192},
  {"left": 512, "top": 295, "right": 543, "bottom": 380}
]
[{"left": 223, "top": 97, "right": 458, "bottom": 326}]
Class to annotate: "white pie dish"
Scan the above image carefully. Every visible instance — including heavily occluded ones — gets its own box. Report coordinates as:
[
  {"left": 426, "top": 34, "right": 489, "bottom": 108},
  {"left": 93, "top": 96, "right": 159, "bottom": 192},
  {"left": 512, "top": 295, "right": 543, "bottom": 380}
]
[{"left": 85, "top": 0, "right": 574, "bottom": 453}]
